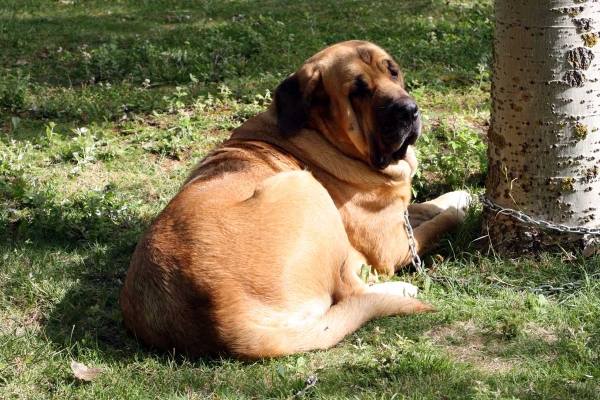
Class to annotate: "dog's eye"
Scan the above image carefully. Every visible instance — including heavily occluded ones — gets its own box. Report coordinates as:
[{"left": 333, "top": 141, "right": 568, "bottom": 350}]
[
  {"left": 350, "top": 76, "right": 371, "bottom": 99},
  {"left": 389, "top": 68, "right": 399, "bottom": 81}
]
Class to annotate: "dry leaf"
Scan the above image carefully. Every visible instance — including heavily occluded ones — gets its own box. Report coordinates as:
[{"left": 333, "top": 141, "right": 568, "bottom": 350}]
[{"left": 70, "top": 359, "right": 102, "bottom": 382}]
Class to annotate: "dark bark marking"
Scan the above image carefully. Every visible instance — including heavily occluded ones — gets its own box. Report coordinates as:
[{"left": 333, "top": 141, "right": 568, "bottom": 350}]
[
  {"left": 574, "top": 18, "right": 594, "bottom": 32},
  {"left": 567, "top": 47, "right": 595, "bottom": 70},
  {"left": 563, "top": 70, "right": 587, "bottom": 87}
]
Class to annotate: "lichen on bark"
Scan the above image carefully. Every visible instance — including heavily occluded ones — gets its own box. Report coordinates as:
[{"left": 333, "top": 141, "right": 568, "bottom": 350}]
[
  {"left": 573, "top": 123, "right": 588, "bottom": 140},
  {"left": 583, "top": 33, "right": 598, "bottom": 47}
]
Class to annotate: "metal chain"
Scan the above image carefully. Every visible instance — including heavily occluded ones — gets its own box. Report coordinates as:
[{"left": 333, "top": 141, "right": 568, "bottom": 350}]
[
  {"left": 295, "top": 375, "right": 318, "bottom": 398},
  {"left": 427, "top": 272, "right": 600, "bottom": 296},
  {"left": 480, "top": 194, "right": 600, "bottom": 236},
  {"left": 404, "top": 208, "right": 424, "bottom": 274},
  {"left": 477, "top": 193, "right": 600, "bottom": 294},
  {"left": 403, "top": 197, "right": 600, "bottom": 295}
]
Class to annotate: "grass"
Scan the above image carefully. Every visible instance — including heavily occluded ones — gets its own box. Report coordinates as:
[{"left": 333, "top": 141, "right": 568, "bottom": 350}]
[{"left": 1, "top": 0, "right": 599, "bottom": 398}]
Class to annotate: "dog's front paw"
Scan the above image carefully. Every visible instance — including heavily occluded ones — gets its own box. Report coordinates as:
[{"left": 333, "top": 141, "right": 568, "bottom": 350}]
[
  {"left": 455, "top": 190, "right": 472, "bottom": 211},
  {"left": 441, "top": 190, "right": 472, "bottom": 211}
]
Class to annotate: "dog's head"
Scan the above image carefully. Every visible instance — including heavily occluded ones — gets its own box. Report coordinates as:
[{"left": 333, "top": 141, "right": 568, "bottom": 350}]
[{"left": 274, "top": 40, "right": 421, "bottom": 174}]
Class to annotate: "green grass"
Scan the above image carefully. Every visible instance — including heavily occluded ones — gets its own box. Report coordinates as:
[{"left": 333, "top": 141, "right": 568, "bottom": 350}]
[{"left": 1, "top": 0, "right": 599, "bottom": 398}]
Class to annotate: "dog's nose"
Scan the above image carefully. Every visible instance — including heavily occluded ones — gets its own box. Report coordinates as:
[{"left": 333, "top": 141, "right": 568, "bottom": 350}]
[{"left": 396, "top": 102, "right": 419, "bottom": 123}]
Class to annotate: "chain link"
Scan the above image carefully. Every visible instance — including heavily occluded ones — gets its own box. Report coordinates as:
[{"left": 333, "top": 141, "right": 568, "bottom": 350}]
[
  {"left": 480, "top": 194, "right": 600, "bottom": 236},
  {"left": 403, "top": 197, "right": 600, "bottom": 295}
]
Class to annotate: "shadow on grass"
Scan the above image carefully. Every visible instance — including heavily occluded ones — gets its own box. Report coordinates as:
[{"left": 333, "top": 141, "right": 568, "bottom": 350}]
[
  {"left": 1, "top": 216, "right": 149, "bottom": 361},
  {"left": 42, "top": 242, "right": 133, "bottom": 354}
]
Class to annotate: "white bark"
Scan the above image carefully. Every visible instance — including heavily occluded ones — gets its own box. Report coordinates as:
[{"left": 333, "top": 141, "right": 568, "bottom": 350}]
[{"left": 484, "top": 0, "right": 600, "bottom": 254}]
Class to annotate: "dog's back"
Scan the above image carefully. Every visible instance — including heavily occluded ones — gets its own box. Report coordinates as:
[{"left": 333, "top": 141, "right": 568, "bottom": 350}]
[{"left": 120, "top": 130, "right": 434, "bottom": 359}]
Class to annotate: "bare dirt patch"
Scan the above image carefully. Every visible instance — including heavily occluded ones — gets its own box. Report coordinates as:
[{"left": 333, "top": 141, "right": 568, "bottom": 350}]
[
  {"left": 426, "top": 321, "right": 517, "bottom": 374},
  {"left": 0, "top": 308, "right": 43, "bottom": 337},
  {"left": 523, "top": 323, "right": 558, "bottom": 345}
]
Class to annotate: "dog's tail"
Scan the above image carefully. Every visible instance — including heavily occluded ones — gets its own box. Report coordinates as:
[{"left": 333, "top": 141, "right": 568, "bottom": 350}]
[{"left": 230, "top": 292, "right": 435, "bottom": 359}]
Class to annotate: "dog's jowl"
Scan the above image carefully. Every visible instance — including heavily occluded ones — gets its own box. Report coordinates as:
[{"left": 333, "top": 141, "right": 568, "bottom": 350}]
[{"left": 120, "top": 40, "right": 471, "bottom": 359}]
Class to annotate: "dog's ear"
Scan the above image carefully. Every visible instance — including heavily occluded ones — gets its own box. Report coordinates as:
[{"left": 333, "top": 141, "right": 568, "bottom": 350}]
[{"left": 274, "top": 66, "right": 321, "bottom": 136}]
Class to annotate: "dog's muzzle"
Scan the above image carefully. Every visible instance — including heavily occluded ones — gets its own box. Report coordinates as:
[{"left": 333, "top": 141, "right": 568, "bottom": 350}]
[{"left": 371, "top": 99, "right": 422, "bottom": 170}]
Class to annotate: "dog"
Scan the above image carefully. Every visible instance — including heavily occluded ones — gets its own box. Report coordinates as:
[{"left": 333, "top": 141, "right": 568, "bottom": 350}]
[{"left": 120, "top": 40, "right": 471, "bottom": 359}]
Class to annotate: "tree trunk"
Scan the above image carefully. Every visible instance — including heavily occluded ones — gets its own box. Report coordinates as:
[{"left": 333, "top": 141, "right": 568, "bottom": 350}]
[{"left": 483, "top": 1, "right": 600, "bottom": 256}]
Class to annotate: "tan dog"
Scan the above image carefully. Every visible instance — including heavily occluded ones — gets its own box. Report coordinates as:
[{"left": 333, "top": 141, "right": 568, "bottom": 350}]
[{"left": 120, "top": 40, "right": 471, "bottom": 359}]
